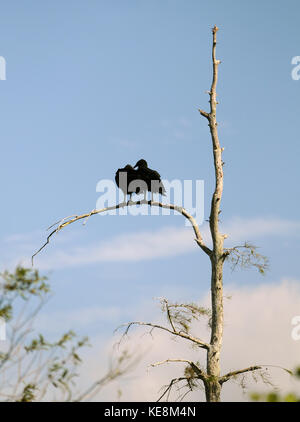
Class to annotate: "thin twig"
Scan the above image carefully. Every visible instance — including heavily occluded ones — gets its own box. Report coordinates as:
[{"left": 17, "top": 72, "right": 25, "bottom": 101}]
[
  {"left": 115, "top": 321, "right": 210, "bottom": 350},
  {"left": 150, "top": 359, "right": 207, "bottom": 382},
  {"left": 156, "top": 377, "right": 187, "bottom": 402}
]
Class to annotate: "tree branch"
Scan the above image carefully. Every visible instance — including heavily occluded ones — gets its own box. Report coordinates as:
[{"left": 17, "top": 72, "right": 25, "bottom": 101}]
[
  {"left": 156, "top": 377, "right": 188, "bottom": 402},
  {"left": 223, "top": 242, "right": 269, "bottom": 274},
  {"left": 219, "top": 365, "right": 262, "bottom": 384},
  {"left": 116, "top": 321, "right": 210, "bottom": 350},
  {"left": 206, "top": 25, "right": 224, "bottom": 249},
  {"left": 150, "top": 359, "right": 207, "bottom": 382},
  {"left": 32, "top": 199, "right": 211, "bottom": 265},
  {"left": 164, "top": 300, "right": 177, "bottom": 333},
  {"left": 198, "top": 109, "right": 210, "bottom": 119}
]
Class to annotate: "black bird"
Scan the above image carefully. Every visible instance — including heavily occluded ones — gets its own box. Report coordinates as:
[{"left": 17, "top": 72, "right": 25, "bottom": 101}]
[
  {"left": 134, "top": 159, "right": 166, "bottom": 201},
  {"left": 115, "top": 164, "right": 140, "bottom": 203}
]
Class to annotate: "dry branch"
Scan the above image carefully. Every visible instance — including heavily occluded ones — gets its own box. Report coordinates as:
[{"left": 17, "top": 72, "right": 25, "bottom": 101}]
[
  {"left": 156, "top": 377, "right": 188, "bottom": 402},
  {"left": 223, "top": 243, "right": 269, "bottom": 274},
  {"left": 219, "top": 365, "right": 262, "bottom": 384},
  {"left": 150, "top": 359, "right": 207, "bottom": 382},
  {"left": 116, "top": 321, "right": 210, "bottom": 350},
  {"left": 32, "top": 199, "right": 211, "bottom": 265}
]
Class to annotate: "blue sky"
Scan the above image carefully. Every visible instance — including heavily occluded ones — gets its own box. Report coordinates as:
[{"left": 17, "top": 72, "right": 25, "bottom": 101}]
[{"left": 0, "top": 0, "right": 300, "bottom": 400}]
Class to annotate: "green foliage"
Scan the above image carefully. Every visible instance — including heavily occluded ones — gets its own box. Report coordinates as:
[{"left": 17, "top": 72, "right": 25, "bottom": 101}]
[
  {"left": 184, "top": 361, "right": 204, "bottom": 389},
  {"left": 0, "top": 266, "right": 130, "bottom": 402},
  {"left": 0, "top": 304, "right": 12, "bottom": 321},
  {"left": 0, "top": 266, "right": 50, "bottom": 324},
  {"left": 250, "top": 367, "right": 300, "bottom": 402},
  {"left": 224, "top": 242, "right": 269, "bottom": 275},
  {"left": 24, "top": 334, "right": 52, "bottom": 352},
  {"left": 160, "top": 298, "right": 211, "bottom": 334},
  {"left": 17, "top": 384, "right": 38, "bottom": 402},
  {"left": 1, "top": 266, "right": 49, "bottom": 298}
]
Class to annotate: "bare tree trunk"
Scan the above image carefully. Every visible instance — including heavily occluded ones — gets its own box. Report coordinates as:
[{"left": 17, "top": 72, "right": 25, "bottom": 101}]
[
  {"left": 200, "top": 25, "right": 225, "bottom": 402},
  {"left": 205, "top": 256, "right": 224, "bottom": 401}
]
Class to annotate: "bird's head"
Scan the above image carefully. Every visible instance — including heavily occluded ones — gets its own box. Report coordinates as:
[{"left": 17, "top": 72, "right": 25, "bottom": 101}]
[{"left": 134, "top": 159, "right": 148, "bottom": 169}]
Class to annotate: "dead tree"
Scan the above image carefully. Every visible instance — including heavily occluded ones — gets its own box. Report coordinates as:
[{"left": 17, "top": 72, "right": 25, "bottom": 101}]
[{"left": 33, "top": 26, "right": 278, "bottom": 402}]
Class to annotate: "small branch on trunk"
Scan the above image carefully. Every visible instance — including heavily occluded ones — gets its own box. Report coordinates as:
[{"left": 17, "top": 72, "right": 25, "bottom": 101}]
[{"left": 198, "top": 109, "right": 210, "bottom": 119}]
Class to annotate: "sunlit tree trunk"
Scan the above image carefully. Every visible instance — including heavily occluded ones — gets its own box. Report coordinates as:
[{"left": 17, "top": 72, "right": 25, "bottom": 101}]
[{"left": 199, "top": 26, "right": 225, "bottom": 402}]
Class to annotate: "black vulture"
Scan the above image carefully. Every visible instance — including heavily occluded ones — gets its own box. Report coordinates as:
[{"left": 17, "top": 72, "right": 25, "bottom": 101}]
[
  {"left": 115, "top": 164, "right": 140, "bottom": 203},
  {"left": 134, "top": 159, "right": 166, "bottom": 201}
]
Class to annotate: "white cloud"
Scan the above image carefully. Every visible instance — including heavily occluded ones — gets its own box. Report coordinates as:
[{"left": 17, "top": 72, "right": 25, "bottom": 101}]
[
  {"left": 220, "top": 278, "right": 300, "bottom": 400},
  {"left": 76, "top": 278, "right": 300, "bottom": 402},
  {"left": 38, "top": 216, "right": 300, "bottom": 269},
  {"left": 1, "top": 216, "right": 300, "bottom": 271},
  {"left": 34, "top": 226, "right": 197, "bottom": 270}
]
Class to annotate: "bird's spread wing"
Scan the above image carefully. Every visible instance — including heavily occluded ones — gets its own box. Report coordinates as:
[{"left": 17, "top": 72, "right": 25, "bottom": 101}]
[{"left": 142, "top": 167, "right": 161, "bottom": 180}]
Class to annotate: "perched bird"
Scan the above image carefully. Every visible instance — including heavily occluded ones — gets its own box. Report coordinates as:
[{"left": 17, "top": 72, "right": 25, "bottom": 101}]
[
  {"left": 115, "top": 164, "right": 140, "bottom": 203},
  {"left": 134, "top": 159, "right": 166, "bottom": 201}
]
